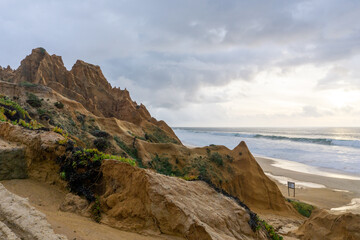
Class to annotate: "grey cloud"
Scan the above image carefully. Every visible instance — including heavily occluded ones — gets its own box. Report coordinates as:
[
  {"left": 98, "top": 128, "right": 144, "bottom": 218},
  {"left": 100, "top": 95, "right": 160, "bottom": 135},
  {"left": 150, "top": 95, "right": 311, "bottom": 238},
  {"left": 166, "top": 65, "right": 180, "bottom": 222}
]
[
  {"left": 1, "top": 0, "right": 360, "bottom": 117},
  {"left": 317, "top": 66, "right": 360, "bottom": 90}
]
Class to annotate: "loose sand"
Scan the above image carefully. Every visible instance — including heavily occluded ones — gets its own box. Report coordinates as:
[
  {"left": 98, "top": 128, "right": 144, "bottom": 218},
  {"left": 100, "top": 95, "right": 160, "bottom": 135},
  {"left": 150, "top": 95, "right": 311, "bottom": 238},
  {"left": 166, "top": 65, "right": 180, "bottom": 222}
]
[
  {"left": 256, "top": 156, "right": 360, "bottom": 211},
  {"left": 1, "top": 179, "right": 184, "bottom": 240}
]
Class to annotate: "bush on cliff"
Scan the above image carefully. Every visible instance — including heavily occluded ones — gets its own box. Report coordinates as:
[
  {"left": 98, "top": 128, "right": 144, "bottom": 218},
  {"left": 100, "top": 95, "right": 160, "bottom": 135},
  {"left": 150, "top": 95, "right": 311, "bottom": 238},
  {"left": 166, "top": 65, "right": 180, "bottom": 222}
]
[
  {"left": 149, "top": 154, "right": 181, "bottom": 176},
  {"left": 54, "top": 101, "right": 64, "bottom": 109},
  {"left": 0, "top": 96, "right": 45, "bottom": 130},
  {"left": 57, "top": 148, "right": 135, "bottom": 201},
  {"left": 26, "top": 93, "right": 42, "bottom": 108},
  {"left": 287, "top": 199, "right": 315, "bottom": 217},
  {"left": 209, "top": 152, "right": 223, "bottom": 166},
  {"left": 93, "top": 137, "right": 110, "bottom": 152}
]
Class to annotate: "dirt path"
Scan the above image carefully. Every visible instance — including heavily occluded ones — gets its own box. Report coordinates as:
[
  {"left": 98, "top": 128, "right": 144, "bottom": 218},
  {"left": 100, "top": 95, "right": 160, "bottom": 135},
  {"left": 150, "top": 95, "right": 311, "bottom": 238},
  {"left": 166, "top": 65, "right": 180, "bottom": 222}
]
[{"left": 1, "top": 179, "right": 184, "bottom": 240}]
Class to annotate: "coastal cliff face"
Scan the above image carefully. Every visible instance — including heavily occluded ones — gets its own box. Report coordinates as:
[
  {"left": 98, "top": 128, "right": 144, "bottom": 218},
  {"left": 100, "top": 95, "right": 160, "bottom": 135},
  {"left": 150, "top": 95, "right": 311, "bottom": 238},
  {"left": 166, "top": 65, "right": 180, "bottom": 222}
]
[
  {"left": 0, "top": 48, "right": 302, "bottom": 239},
  {"left": 0, "top": 48, "right": 179, "bottom": 144},
  {"left": 100, "top": 160, "right": 267, "bottom": 240},
  {"left": 0, "top": 48, "right": 296, "bottom": 214}
]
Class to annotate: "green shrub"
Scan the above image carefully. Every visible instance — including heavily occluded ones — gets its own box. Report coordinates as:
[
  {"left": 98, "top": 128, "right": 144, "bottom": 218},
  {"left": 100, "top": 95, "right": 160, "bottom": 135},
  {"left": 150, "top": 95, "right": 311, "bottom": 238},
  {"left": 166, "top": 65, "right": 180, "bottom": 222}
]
[
  {"left": 91, "top": 196, "right": 102, "bottom": 223},
  {"left": 209, "top": 152, "right": 223, "bottom": 166},
  {"left": 57, "top": 148, "right": 135, "bottom": 201},
  {"left": 91, "top": 130, "right": 110, "bottom": 138},
  {"left": 114, "top": 136, "right": 144, "bottom": 168},
  {"left": 145, "top": 126, "right": 179, "bottom": 144},
  {"left": 54, "top": 101, "right": 64, "bottom": 109},
  {"left": 257, "top": 218, "right": 283, "bottom": 240},
  {"left": 149, "top": 154, "right": 181, "bottom": 176},
  {"left": 38, "top": 47, "right": 46, "bottom": 55},
  {"left": 93, "top": 138, "right": 110, "bottom": 152},
  {"left": 0, "top": 96, "right": 31, "bottom": 120},
  {"left": 26, "top": 93, "right": 42, "bottom": 108},
  {"left": 287, "top": 199, "right": 315, "bottom": 218},
  {"left": 19, "top": 81, "right": 37, "bottom": 87}
]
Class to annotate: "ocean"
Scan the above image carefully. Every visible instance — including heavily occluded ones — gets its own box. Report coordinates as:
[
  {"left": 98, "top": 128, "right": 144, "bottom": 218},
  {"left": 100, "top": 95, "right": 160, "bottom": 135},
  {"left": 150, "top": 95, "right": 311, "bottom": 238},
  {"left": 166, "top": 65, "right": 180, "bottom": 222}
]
[{"left": 173, "top": 127, "right": 360, "bottom": 176}]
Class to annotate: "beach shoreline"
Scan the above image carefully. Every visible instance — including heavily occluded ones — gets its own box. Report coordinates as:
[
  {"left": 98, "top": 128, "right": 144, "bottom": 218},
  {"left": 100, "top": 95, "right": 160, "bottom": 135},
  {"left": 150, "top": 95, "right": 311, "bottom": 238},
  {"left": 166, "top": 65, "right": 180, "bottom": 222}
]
[{"left": 256, "top": 156, "right": 360, "bottom": 212}]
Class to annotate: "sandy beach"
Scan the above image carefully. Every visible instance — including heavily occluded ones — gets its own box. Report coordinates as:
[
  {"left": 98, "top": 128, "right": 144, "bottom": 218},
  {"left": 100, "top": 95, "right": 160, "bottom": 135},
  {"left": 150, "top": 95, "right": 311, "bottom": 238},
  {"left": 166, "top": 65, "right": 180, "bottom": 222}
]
[{"left": 256, "top": 156, "right": 360, "bottom": 213}]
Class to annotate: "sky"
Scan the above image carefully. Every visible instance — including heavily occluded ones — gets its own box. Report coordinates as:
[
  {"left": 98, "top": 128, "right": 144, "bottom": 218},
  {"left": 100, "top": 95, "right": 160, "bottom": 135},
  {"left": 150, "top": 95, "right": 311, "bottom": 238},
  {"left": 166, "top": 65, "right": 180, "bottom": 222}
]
[{"left": 1, "top": 0, "right": 360, "bottom": 127}]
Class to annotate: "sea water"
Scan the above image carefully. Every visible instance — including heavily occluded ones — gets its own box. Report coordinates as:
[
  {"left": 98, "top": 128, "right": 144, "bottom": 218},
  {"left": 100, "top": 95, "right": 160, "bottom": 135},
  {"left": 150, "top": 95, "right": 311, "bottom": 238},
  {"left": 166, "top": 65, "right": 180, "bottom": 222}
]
[{"left": 173, "top": 127, "right": 360, "bottom": 176}]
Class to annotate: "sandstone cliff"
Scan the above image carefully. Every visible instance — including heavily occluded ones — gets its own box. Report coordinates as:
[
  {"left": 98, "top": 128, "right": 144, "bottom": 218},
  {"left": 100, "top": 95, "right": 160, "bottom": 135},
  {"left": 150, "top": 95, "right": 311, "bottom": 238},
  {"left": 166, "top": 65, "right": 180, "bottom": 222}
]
[
  {"left": 1, "top": 49, "right": 297, "bottom": 215},
  {"left": 99, "top": 160, "right": 267, "bottom": 240},
  {"left": 0, "top": 48, "right": 179, "bottom": 144},
  {"left": 0, "top": 48, "right": 306, "bottom": 239},
  {"left": 295, "top": 209, "right": 360, "bottom": 240},
  {"left": 136, "top": 140, "right": 298, "bottom": 215}
]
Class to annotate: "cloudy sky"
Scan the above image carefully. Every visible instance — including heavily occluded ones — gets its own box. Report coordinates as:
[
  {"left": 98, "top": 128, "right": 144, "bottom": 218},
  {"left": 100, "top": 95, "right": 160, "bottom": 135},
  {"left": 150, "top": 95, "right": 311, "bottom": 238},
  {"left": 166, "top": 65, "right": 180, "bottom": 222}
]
[{"left": 1, "top": 0, "right": 360, "bottom": 127}]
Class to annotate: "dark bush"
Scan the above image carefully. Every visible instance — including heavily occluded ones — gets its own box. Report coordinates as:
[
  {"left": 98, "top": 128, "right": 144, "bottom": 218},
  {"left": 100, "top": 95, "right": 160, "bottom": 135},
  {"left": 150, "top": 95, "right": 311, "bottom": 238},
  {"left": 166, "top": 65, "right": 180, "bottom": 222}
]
[
  {"left": 149, "top": 154, "right": 181, "bottom": 176},
  {"left": 93, "top": 138, "right": 110, "bottom": 152},
  {"left": 91, "top": 130, "right": 110, "bottom": 138},
  {"left": 76, "top": 113, "right": 85, "bottom": 123},
  {"left": 54, "top": 101, "right": 64, "bottom": 109},
  {"left": 26, "top": 93, "right": 42, "bottom": 108},
  {"left": 209, "top": 152, "right": 223, "bottom": 166},
  {"left": 114, "top": 136, "right": 144, "bottom": 168}
]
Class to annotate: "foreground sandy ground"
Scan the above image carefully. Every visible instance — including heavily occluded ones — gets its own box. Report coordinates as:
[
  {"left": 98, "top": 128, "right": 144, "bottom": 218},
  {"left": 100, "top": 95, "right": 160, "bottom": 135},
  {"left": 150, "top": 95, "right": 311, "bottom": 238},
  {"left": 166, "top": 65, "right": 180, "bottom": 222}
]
[
  {"left": 1, "top": 179, "right": 184, "bottom": 240},
  {"left": 256, "top": 156, "right": 360, "bottom": 212}
]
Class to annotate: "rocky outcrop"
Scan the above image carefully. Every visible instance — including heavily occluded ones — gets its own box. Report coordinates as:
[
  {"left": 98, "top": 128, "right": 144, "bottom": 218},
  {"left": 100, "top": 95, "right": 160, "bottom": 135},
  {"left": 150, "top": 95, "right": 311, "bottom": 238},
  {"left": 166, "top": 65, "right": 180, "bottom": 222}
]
[
  {"left": 295, "top": 209, "right": 360, "bottom": 240},
  {"left": 0, "top": 139, "right": 27, "bottom": 180},
  {"left": 136, "top": 140, "right": 298, "bottom": 215},
  {"left": 0, "top": 65, "right": 15, "bottom": 82},
  {"left": 0, "top": 183, "right": 67, "bottom": 240},
  {"left": 59, "top": 193, "right": 89, "bottom": 217},
  {"left": 10, "top": 48, "right": 179, "bottom": 143},
  {"left": 100, "top": 160, "right": 267, "bottom": 240},
  {"left": 0, "top": 122, "right": 66, "bottom": 184}
]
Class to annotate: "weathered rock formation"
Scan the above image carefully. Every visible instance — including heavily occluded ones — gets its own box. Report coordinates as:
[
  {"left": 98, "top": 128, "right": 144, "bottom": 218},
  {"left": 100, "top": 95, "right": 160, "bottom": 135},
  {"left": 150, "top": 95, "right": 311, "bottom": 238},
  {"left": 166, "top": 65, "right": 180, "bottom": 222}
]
[
  {"left": 0, "top": 122, "right": 65, "bottom": 184},
  {"left": 0, "top": 183, "right": 67, "bottom": 240},
  {"left": 136, "top": 140, "right": 298, "bottom": 215},
  {"left": 0, "top": 139, "right": 26, "bottom": 180},
  {"left": 0, "top": 48, "right": 179, "bottom": 143},
  {"left": 100, "top": 160, "right": 267, "bottom": 240},
  {"left": 295, "top": 209, "right": 360, "bottom": 240},
  {"left": 0, "top": 48, "right": 304, "bottom": 240}
]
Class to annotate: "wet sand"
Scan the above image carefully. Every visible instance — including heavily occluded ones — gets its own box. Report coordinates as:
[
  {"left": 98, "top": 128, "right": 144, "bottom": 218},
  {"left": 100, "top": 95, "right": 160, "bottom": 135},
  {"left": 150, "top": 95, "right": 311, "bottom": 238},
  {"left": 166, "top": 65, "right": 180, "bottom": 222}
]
[{"left": 256, "top": 156, "right": 360, "bottom": 211}]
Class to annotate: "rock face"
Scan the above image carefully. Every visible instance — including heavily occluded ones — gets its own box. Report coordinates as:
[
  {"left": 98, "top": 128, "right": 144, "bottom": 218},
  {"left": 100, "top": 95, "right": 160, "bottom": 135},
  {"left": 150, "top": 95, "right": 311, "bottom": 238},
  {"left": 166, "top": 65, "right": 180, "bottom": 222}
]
[
  {"left": 100, "top": 160, "right": 267, "bottom": 240},
  {"left": 0, "top": 122, "right": 66, "bottom": 184},
  {"left": 0, "top": 183, "right": 67, "bottom": 240},
  {"left": 295, "top": 209, "right": 360, "bottom": 240},
  {"left": 0, "top": 65, "right": 15, "bottom": 82},
  {"left": 59, "top": 193, "right": 89, "bottom": 217},
  {"left": 136, "top": 140, "right": 298, "bottom": 215},
  {"left": 0, "top": 139, "right": 27, "bottom": 180},
  {"left": 4, "top": 48, "right": 179, "bottom": 143}
]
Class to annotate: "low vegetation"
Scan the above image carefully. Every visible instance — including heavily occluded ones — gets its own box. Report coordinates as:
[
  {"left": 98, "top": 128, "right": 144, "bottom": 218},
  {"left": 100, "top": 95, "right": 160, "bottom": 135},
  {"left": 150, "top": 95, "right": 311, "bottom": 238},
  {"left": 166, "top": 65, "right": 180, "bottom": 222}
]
[
  {"left": 26, "top": 93, "right": 42, "bottom": 108},
  {"left": 145, "top": 126, "right": 179, "bottom": 144},
  {"left": 54, "top": 101, "right": 64, "bottom": 109},
  {"left": 209, "top": 152, "right": 223, "bottom": 166},
  {"left": 0, "top": 95, "right": 45, "bottom": 130},
  {"left": 257, "top": 218, "right": 283, "bottom": 240},
  {"left": 287, "top": 199, "right": 315, "bottom": 218},
  {"left": 57, "top": 147, "right": 136, "bottom": 222},
  {"left": 114, "top": 136, "right": 144, "bottom": 168},
  {"left": 19, "top": 81, "right": 38, "bottom": 87},
  {"left": 91, "top": 197, "right": 102, "bottom": 223},
  {"left": 93, "top": 137, "right": 110, "bottom": 152},
  {"left": 149, "top": 154, "right": 181, "bottom": 176}
]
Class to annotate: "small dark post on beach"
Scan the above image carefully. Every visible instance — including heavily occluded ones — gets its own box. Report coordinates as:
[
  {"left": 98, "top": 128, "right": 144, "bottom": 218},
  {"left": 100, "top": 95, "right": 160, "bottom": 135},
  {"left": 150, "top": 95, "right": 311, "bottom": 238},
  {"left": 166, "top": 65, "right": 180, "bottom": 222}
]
[{"left": 288, "top": 181, "right": 295, "bottom": 197}]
